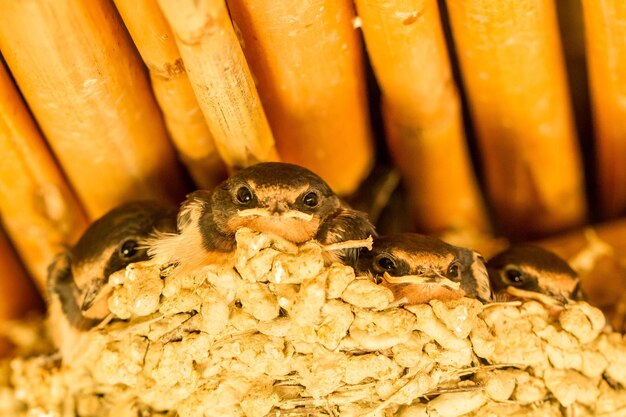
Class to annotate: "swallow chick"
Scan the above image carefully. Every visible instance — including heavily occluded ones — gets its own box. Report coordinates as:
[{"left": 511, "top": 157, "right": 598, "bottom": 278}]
[
  {"left": 355, "top": 233, "right": 491, "bottom": 304},
  {"left": 148, "top": 162, "right": 377, "bottom": 272},
  {"left": 47, "top": 201, "right": 176, "bottom": 359},
  {"left": 487, "top": 245, "right": 583, "bottom": 305}
]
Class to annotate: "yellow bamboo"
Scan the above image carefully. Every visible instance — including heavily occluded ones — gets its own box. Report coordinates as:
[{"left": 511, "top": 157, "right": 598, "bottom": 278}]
[
  {"left": 0, "top": 228, "right": 43, "bottom": 357},
  {"left": 226, "top": 0, "right": 373, "bottom": 195},
  {"left": 156, "top": 0, "right": 279, "bottom": 170},
  {"left": 446, "top": 0, "right": 587, "bottom": 239},
  {"left": 582, "top": 0, "right": 626, "bottom": 218},
  {"left": 355, "top": 0, "right": 490, "bottom": 233},
  {"left": 0, "top": 0, "right": 187, "bottom": 219},
  {"left": 0, "top": 59, "right": 88, "bottom": 290},
  {"left": 114, "top": 0, "right": 226, "bottom": 190}
]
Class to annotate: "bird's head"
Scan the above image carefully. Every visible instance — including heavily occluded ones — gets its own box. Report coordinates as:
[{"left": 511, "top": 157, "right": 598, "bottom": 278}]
[
  {"left": 72, "top": 202, "right": 176, "bottom": 318},
  {"left": 356, "top": 233, "right": 491, "bottom": 304},
  {"left": 487, "top": 245, "right": 582, "bottom": 305},
  {"left": 211, "top": 162, "right": 343, "bottom": 243}
]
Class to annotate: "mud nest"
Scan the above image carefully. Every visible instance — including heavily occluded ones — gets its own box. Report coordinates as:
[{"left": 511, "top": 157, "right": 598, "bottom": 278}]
[{"left": 2, "top": 229, "right": 626, "bottom": 416}]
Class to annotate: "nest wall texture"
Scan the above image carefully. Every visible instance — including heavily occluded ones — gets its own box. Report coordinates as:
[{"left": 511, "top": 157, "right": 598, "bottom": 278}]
[
  {"left": 2, "top": 230, "right": 626, "bottom": 416},
  {"left": 1, "top": 1, "right": 626, "bottom": 416}
]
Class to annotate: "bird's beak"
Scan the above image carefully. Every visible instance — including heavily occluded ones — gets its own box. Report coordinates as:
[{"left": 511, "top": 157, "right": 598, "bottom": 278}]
[
  {"left": 237, "top": 207, "right": 313, "bottom": 221},
  {"left": 81, "top": 280, "right": 100, "bottom": 312},
  {"left": 81, "top": 280, "right": 113, "bottom": 316},
  {"left": 505, "top": 286, "right": 562, "bottom": 306},
  {"left": 382, "top": 272, "right": 461, "bottom": 291},
  {"left": 269, "top": 201, "right": 289, "bottom": 215}
]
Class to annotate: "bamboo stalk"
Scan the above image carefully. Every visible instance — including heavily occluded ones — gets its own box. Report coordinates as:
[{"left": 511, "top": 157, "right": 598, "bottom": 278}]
[
  {"left": 446, "top": 0, "right": 587, "bottom": 239},
  {"left": 581, "top": 0, "right": 626, "bottom": 218},
  {"left": 156, "top": 0, "right": 279, "bottom": 170},
  {"left": 0, "top": 0, "right": 187, "bottom": 219},
  {"left": 226, "top": 0, "right": 374, "bottom": 195},
  {"left": 113, "top": 0, "right": 226, "bottom": 190},
  {"left": 0, "top": 228, "right": 43, "bottom": 357},
  {"left": 0, "top": 59, "right": 88, "bottom": 291},
  {"left": 354, "top": 0, "right": 490, "bottom": 233}
]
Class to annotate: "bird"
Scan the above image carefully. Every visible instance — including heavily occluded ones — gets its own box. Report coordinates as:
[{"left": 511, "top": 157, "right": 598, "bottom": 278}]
[
  {"left": 486, "top": 245, "right": 583, "bottom": 304},
  {"left": 355, "top": 233, "right": 491, "bottom": 304},
  {"left": 147, "top": 162, "right": 377, "bottom": 272},
  {"left": 47, "top": 201, "right": 176, "bottom": 359}
]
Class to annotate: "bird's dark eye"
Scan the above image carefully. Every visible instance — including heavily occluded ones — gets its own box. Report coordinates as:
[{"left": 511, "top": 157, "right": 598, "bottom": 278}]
[
  {"left": 236, "top": 186, "right": 253, "bottom": 204},
  {"left": 302, "top": 191, "right": 319, "bottom": 208},
  {"left": 447, "top": 262, "right": 460, "bottom": 279},
  {"left": 376, "top": 255, "right": 396, "bottom": 271},
  {"left": 120, "top": 240, "right": 138, "bottom": 259},
  {"left": 503, "top": 266, "right": 525, "bottom": 286}
]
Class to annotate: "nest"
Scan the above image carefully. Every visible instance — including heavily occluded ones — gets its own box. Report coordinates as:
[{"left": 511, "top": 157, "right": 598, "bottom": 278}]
[{"left": 2, "top": 229, "right": 626, "bottom": 416}]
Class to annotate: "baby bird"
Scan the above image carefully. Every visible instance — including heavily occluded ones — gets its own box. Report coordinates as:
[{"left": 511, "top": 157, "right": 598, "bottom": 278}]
[
  {"left": 47, "top": 201, "right": 176, "bottom": 359},
  {"left": 487, "top": 245, "right": 583, "bottom": 304},
  {"left": 148, "top": 162, "right": 376, "bottom": 271},
  {"left": 356, "top": 233, "right": 491, "bottom": 304}
]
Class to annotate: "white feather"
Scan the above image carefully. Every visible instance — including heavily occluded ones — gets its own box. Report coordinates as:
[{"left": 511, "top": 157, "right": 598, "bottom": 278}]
[{"left": 143, "top": 199, "right": 214, "bottom": 273}]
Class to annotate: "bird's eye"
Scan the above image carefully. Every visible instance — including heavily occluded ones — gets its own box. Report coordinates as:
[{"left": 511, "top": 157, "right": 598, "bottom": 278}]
[
  {"left": 236, "top": 186, "right": 253, "bottom": 204},
  {"left": 503, "top": 266, "right": 525, "bottom": 286},
  {"left": 447, "top": 262, "right": 460, "bottom": 279},
  {"left": 302, "top": 191, "right": 319, "bottom": 208},
  {"left": 119, "top": 239, "right": 138, "bottom": 259},
  {"left": 376, "top": 255, "right": 396, "bottom": 271}
]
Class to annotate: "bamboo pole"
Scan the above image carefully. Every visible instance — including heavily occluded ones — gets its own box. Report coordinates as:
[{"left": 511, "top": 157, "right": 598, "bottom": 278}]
[
  {"left": 226, "top": 0, "right": 374, "bottom": 195},
  {"left": 0, "top": 228, "right": 43, "bottom": 357},
  {"left": 156, "top": 0, "right": 279, "bottom": 170},
  {"left": 446, "top": 0, "right": 587, "bottom": 239},
  {"left": 113, "top": 0, "right": 226, "bottom": 190},
  {"left": 354, "top": 0, "right": 490, "bottom": 233},
  {"left": 0, "top": 0, "right": 187, "bottom": 219},
  {"left": 581, "top": 1, "right": 626, "bottom": 218},
  {"left": 0, "top": 59, "right": 88, "bottom": 290}
]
